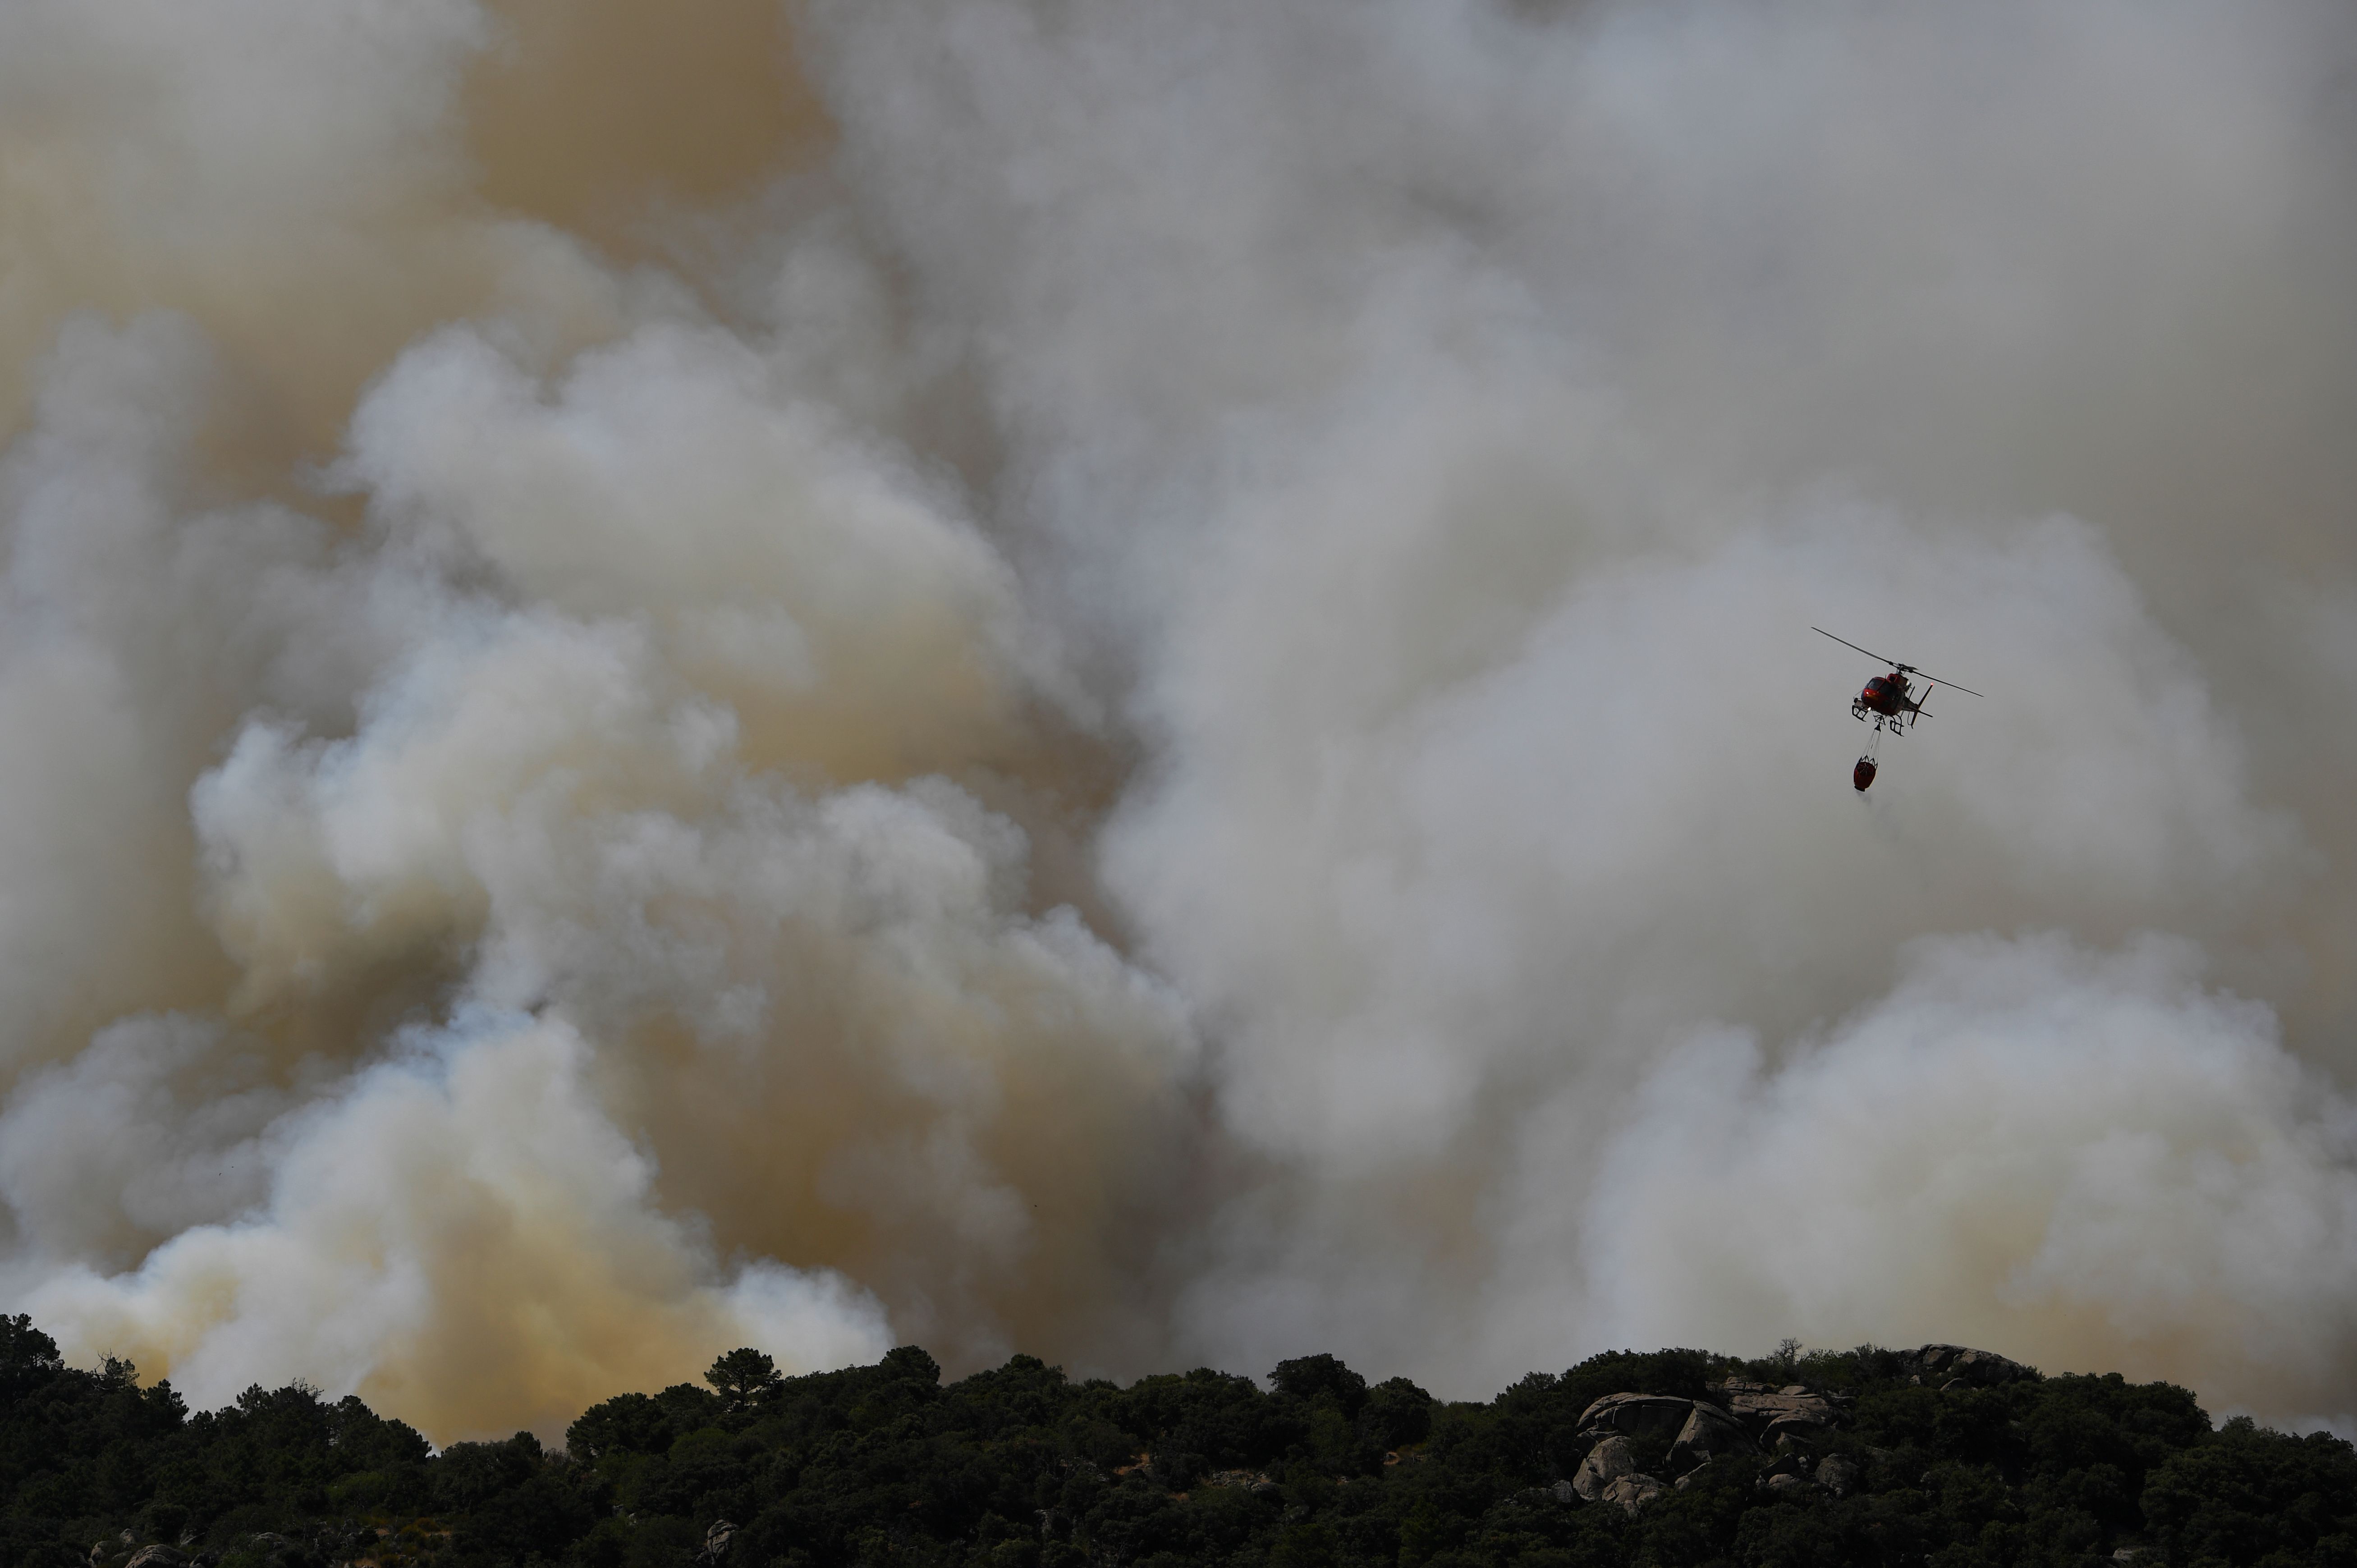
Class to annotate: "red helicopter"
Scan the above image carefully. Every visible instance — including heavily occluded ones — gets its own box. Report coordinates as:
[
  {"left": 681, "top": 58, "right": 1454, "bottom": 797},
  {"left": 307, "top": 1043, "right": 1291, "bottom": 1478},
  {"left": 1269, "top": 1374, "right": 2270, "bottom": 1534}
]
[{"left": 1813, "top": 627, "right": 1983, "bottom": 792}]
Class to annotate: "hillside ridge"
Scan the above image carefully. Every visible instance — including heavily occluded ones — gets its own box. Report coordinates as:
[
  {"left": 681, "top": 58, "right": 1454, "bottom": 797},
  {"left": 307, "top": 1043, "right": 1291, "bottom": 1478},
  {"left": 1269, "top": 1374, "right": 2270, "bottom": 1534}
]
[{"left": 0, "top": 1316, "right": 2348, "bottom": 1568}]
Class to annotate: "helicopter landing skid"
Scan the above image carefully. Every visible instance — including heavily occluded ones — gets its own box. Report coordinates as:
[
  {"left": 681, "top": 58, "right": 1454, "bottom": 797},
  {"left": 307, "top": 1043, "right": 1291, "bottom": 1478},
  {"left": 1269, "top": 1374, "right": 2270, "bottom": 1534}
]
[{"left": 1851, "top": 703, "right": 1903, "bottom": 734}]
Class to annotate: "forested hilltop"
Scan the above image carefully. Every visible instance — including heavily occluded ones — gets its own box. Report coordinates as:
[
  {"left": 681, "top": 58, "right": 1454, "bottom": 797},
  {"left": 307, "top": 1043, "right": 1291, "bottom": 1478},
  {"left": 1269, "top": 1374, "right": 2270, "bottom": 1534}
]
[{"left": 0, "top": 1315, "right": 2350, "bottom": 1568}]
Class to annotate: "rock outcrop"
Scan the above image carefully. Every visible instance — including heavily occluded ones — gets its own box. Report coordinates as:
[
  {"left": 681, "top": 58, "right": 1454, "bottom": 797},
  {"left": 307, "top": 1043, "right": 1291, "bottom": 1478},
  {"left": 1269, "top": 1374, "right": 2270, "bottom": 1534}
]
[
  {"left": 1600, "top": 1472, "right": 1664, "bottom": 1514},
  {"left": 1571, "top": 1389, "right": 1749, "bottom": 1512},
  {"left": 1576, "top": 1393, "right": 1698, "bottom": 1443},
  {"left": 1555, "top": 1345, "right": 2021, "bottom": 1513},
  {"left": 1902, "top": 1345, "right": 2031, "bottom": 1388},
  {"left": 1669, "top": 1402, "right": 1754, "bottom": 1470},
  {"left": 1572, "top": 1435, "right": 1638, "bottom": 1501},
  {"left": 1674, "top": 1460, "right": 1720, "bottom": 1492},
  {"left": 1572, "top": 1432, "right": 1670, "bottom": 1513},
  {"left": 1708, "top": 1380, "right": 1850, "bottom": 1445}
]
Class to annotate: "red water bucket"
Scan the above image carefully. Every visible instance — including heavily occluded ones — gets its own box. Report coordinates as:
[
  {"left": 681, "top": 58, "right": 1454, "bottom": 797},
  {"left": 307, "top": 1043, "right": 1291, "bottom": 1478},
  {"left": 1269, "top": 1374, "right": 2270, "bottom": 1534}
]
[{"left": 1853, "top": 756, "right": 1878, "bottom": 792}]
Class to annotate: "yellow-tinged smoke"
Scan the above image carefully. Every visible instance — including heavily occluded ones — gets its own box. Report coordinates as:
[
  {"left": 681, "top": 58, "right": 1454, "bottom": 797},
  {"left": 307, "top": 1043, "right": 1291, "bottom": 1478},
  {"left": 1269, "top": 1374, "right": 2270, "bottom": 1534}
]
[
  {"left": 3, "top": 0, "right": 2357, "bottom": 1443},
  {"left": 0, "top": 0, "right": 1182, "bottom": 1436},
  {"left": 466, "top": 0, "right": 831, "bottom": 257}
]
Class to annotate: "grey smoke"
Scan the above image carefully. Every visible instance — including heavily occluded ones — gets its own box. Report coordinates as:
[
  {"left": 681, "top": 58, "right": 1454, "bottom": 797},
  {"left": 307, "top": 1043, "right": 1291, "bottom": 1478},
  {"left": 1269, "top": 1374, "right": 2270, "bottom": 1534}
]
[{"left": 0, "top": 0, "right": 2351, "bottom": 1439}]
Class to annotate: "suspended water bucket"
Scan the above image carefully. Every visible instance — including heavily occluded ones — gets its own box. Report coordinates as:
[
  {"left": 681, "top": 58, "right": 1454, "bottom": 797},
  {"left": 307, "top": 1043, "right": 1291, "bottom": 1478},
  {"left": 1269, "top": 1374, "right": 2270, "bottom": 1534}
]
[{"left": 1853, "top": 756, "right": 1878, "bottom": 792}]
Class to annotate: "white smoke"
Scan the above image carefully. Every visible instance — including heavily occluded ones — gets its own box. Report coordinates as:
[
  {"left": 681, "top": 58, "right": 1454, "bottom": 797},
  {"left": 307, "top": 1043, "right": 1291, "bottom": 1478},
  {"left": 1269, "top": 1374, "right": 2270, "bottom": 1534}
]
[
  {"left": 0, "top": 0, "right": 2352, "bottom": 1440},
  {"left": 1568, "top": 934, "right": 2357, "bottom": 1420},
  {"left": 14, "top": 1012, "right": 890, "bottom": 1438},
  {"left": 808, "top": 0, "right": 2357, "bottom": 1416}
]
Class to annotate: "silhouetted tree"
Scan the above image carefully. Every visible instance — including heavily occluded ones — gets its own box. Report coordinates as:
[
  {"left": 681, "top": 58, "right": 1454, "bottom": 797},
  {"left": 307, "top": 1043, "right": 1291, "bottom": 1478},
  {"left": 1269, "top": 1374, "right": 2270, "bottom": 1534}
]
[
  {"left": 0, "top": 1317, "right": 2346, "bottom": 1568},
  {"left": 702, "top": 1347, "right": 779, "bottom": 1411}
]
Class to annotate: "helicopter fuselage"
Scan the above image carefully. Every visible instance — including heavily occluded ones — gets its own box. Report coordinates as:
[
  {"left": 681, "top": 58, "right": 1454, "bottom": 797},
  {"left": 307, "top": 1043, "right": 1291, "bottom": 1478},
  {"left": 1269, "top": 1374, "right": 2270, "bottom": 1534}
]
[{"left": 1856, "top": 671, "right": 1919, "bottom": 719}]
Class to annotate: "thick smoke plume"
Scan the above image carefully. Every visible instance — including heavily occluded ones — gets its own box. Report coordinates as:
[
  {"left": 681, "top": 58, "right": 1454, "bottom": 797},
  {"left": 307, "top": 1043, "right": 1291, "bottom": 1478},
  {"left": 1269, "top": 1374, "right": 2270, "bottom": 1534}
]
[{"left": 0, "top": 0, "right": 2354, "bottom": 1440}]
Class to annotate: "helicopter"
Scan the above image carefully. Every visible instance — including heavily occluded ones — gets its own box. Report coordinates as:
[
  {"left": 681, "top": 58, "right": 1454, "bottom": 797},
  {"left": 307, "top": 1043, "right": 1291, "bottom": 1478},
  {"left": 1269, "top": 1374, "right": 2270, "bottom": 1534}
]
[{"left": 1812, "top": 627, "right": 1983, "bottom": 792}]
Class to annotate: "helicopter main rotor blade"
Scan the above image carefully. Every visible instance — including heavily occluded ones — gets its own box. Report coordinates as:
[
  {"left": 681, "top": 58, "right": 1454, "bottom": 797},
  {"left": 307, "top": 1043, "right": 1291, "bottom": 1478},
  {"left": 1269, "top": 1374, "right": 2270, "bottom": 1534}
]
[
  {"left": 1816, "top": 628, "right": 1987, "bottom": 697},
  {"left": 1812, "top": 626, "right": 1900, "bottom": 666}
]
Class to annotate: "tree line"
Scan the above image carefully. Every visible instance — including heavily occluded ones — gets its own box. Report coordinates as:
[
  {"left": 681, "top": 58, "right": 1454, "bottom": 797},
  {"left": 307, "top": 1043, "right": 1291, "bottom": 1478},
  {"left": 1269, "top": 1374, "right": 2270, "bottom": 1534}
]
[{"left": 0, "top": 1312, "right": 2350, "bottom": 1567}]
